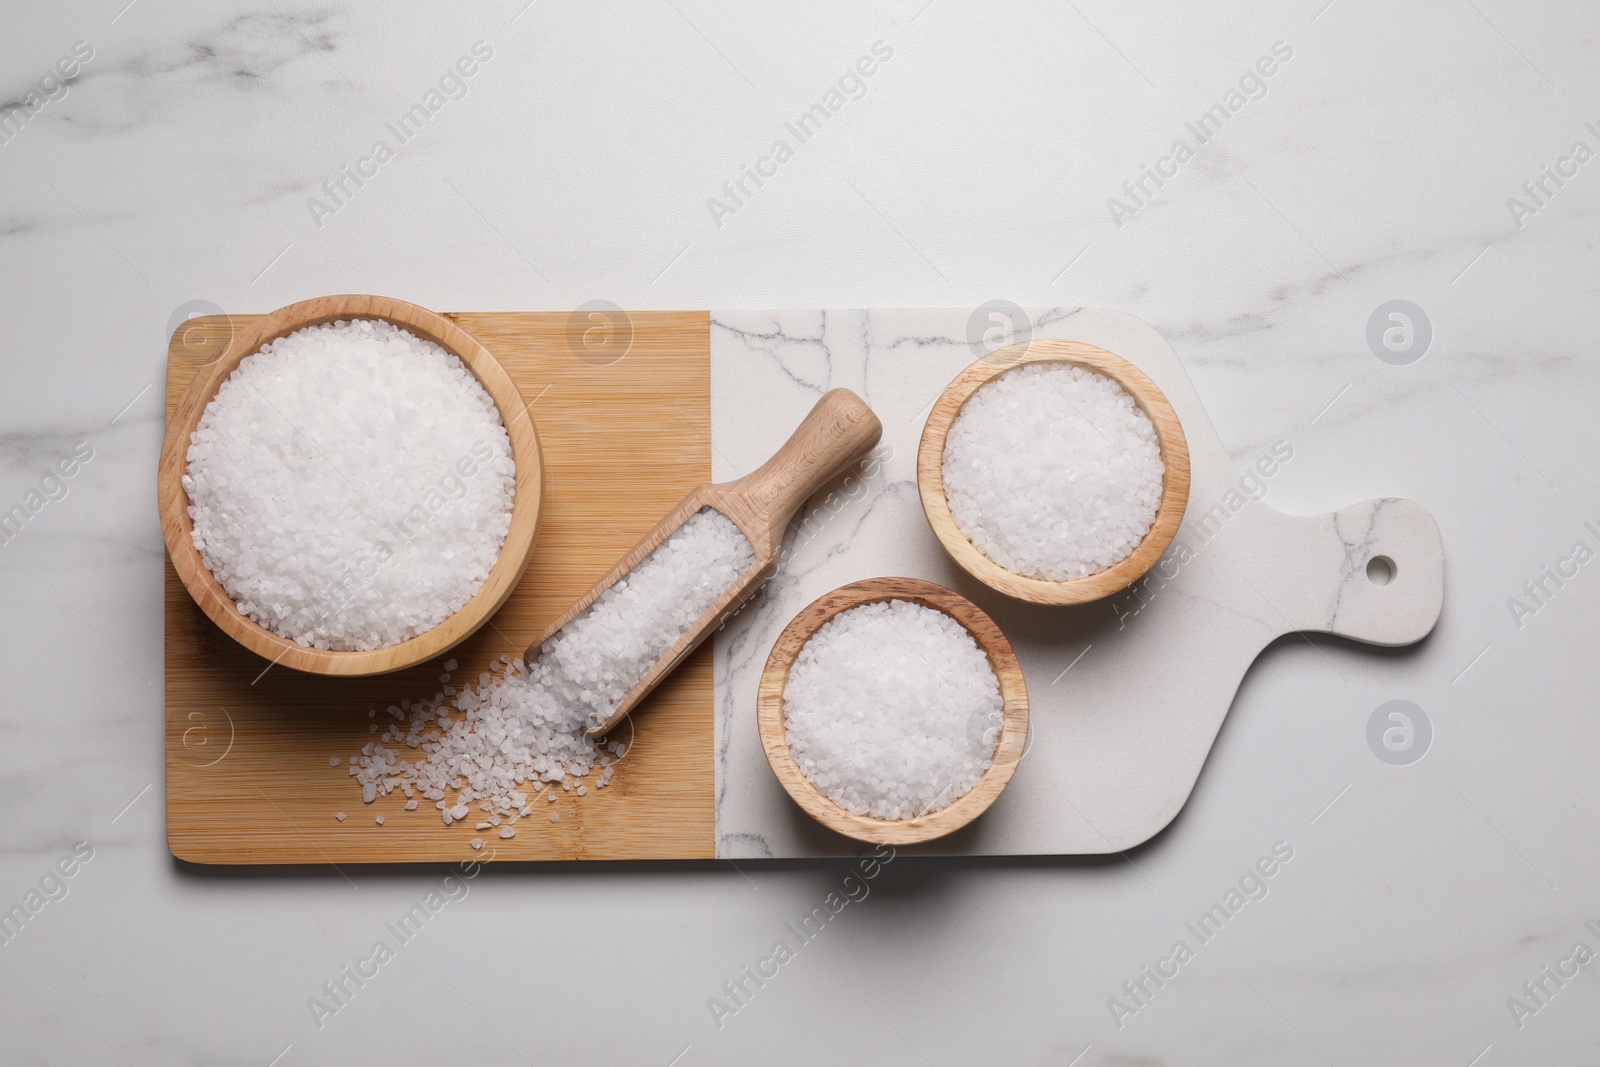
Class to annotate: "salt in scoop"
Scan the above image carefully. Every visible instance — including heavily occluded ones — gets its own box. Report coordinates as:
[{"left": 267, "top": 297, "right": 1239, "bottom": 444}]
[{"left": 524, "top": 389, "right": 882, "bottom": 738}]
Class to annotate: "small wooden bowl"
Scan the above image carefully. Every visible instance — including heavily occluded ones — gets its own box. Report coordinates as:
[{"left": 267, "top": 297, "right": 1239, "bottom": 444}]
[
  {"left": 757, "top": 577, "right": 1029, "bottom": 845},
  {"left": 157, "top": 294, "right": 544, "bottom": 677},
  {"left": 917, "top": 338, "right": 1190, "bottom": 605}
]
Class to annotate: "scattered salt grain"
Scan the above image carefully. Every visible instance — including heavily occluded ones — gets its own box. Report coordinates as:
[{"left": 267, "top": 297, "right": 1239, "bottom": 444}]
[
  {"left": 181, "top": 318, "right": 516, "bottom": 651},
  {"left": 941, "top": 362, "right": 1165, "bottom": 580},
  {"left": 470, "top": 838, "right": 483, "bottom": 849},
  {"left": 329, "top": 757, "right": 339, "bottom": 767},
  {"left": 405, "top": 799, "right": 418, "bottom": 810},
  {"left": 342, "top": 509, "right": 748, "bottom": 835},
  {"left": 550, "top": 813, "right": 559, "bottom": 823},
  {"left": 375, "top": 816, "right": 384, "bottom": 825},
  {"left": 783, "top": 599, "right": 1004, "bottom": 821},
  {"left": 499, "top": 827, "right": 515, "bottom": 839},
  {"left": 335, "top": 812, "right": 345, "bottom": 821}
]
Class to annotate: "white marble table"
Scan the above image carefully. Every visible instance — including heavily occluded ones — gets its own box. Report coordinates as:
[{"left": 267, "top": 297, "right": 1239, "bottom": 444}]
[{"left": 2, "top": 1, "right": 1596, "bottom": 1064}]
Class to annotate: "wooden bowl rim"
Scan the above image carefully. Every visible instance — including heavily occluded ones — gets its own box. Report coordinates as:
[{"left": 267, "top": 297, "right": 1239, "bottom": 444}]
[
  {"left": 756, "top": 577, "right": 1030, "bottom": 846},
  {"left": 916, "top": 338, "right": 1191, "bottom": 605},
  {"left": 157, "top": 294, "right": 544, "bottom": 677}
]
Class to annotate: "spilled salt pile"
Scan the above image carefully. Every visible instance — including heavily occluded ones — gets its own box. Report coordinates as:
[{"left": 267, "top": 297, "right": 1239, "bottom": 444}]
[
  {"left": 782, "top": 599, "right": 1003, "bottom": 821},
  {"left": 941, "top": 362, "right": 1165, "bottom": 580},
  {"left": 182, "top": 318, "right": 515, "bottom": 650},
  {"left": 346, "top": 509, "right": 752, "bottom": 827}
]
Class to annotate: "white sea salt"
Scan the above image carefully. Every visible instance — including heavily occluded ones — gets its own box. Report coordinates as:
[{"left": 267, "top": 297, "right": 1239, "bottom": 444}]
[
  {"left": 534, "top": 508, "right": 754, "bottom": 731},
  {"left": 182, "top": 318, "right": 516, "bottom": 650},
  {"left": 346, "top": 509, "right": 751, "bottom": 831},
  {"left": 783, "top": 599, "right": 1004, "bottom": 821},
  {"left": 942, "top": 362, "right": 1165, "bottom": 580}
]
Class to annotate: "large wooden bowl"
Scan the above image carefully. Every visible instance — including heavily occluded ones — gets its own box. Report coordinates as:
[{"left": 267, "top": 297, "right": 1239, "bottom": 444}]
[
  {"left": 757, "top": 577, "right": 1029, "bottom": 845},
  {"left": 917, "top": 338, "right": 1190, "bottom": 605},
  {"left": 157, "top": 294, "right": 544, "bottom": 677}
]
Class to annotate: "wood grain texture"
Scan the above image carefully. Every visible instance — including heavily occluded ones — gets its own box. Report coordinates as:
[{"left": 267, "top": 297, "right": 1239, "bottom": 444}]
[
  {"left": 916, "top": 339, "right": 1192, "bottom": 605},
  {"left": 166, "top": 310, "right": 714, "bottom": 863},
  {"left": 559, "top": 389, "right": 883, "bottom": 737},
  {"left": 756, "top": 577, "right": 1029, "bottom": 845},
  {"left": 159, "top": 295, "right": 545, "bottom": 676}
]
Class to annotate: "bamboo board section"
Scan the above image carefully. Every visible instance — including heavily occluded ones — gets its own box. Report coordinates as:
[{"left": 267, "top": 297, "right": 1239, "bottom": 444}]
[{"left": 165, "top": 311, "right": 714, "bottom": 863}]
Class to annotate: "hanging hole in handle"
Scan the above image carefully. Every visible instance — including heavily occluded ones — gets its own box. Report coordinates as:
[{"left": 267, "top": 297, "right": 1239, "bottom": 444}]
[{"left": 1367, "top": 555, "right": 1396, "bottom": 586}]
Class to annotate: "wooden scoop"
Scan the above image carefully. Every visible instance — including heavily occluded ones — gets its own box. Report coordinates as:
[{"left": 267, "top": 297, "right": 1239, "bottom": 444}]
[{"left": 524, "top": 389, "right": 883, "bottom": 738}]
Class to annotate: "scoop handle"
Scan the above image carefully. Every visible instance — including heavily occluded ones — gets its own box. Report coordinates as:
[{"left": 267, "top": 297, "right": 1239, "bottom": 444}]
[{"left": 726, "top": 389, "right": 883, "bottom": 532}]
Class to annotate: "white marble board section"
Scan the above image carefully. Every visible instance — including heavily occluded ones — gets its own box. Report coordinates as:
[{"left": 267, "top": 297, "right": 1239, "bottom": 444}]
[{"left": 711, "top": 309, "right": 1444, "bottom": 858}]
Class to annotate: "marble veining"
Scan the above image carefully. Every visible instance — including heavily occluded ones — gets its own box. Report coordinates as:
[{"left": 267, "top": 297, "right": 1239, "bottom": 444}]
[{"left": 711, "top": 309, "right": 1444, "bottom": 858}]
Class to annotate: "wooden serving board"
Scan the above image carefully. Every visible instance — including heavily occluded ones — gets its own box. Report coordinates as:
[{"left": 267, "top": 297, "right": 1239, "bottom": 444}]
[
  {"left": 165, "top": 312, "right": 717, "bottom": 863},
  {"left": 166, "top": 307, "right": 1445, "bottom": 864}
]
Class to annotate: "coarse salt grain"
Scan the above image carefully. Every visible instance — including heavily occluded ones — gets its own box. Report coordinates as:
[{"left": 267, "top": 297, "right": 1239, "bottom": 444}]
[
  {"left": 182, "top": 318, "right": 516, "bottom": 651},
  {"left": 344, "top": 509, "right": 751, "bottom": 833},
  {"left": 534, "top": 508, "right": 754, "bottom": 732},
  {"left": 942, "top": 362, "right": 1164, "bottom": 580},
  {"left": 783, "top": 599, "right": 1004, "bottom": 821}
]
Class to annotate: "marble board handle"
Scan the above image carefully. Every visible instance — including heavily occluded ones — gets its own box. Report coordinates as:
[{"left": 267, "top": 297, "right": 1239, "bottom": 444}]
[{"left": 1246, "top": 497, "right": 1444, "bottom": 647}]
